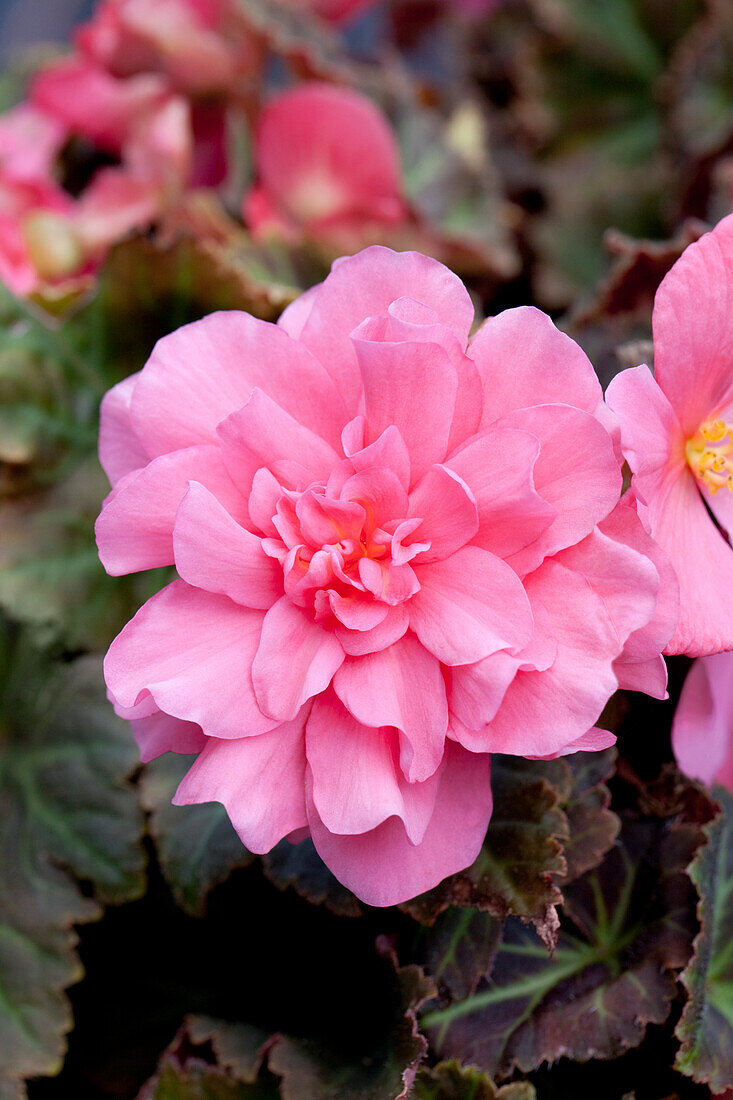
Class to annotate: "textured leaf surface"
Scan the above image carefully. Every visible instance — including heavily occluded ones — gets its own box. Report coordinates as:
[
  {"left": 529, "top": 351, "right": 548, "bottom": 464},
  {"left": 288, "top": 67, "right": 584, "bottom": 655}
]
[
  {"left": 676, "top": 787, "right": 733, "bottom": 1092},
  {"left": 0, "top": 630, "right": 145, "bottom": 1096},
  {"left": 422, "top": 818, "right": 699, "bottom": 1078},
  {"left": 262, "top": 839, "right": 361, "bottom": 918},
  {"left": 413, "top": 1061, "right": 536, "bottom": 1100},
  {"left": 140, "top": 754, "right": 255, "bottom": 917}
]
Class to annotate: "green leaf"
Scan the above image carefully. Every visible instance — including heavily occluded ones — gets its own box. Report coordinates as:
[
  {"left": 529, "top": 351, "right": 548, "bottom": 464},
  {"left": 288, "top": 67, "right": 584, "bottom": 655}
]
[
  {"left": 676, "top": 787, "right": 733, "bottom": 1091},
  {"left": 422, "top": 817, "right": 699, "bottom": 1078},
  {"left": 561, "top": 747, "right": 619, "bottom": 882},
  {"left": 262, "top": 839, "right": 361, "bottom": 918},
  {"left": 0, "top": 627, "right": 145, "bottom": 1096},
  {"left": 401, "top": 756, "right": 570, "bottom": 948},
  {"left": 424, "top": 910, "right": 502, "bottom": 1003},
  {"left": 413, "top": 1061, "right": 536, "bottom": 1100},
  {"left": 140, "top": 754, "right": 255, "bottom": 916}
]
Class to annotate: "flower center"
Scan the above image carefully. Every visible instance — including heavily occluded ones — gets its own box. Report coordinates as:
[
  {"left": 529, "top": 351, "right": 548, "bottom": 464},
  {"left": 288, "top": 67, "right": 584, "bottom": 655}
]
[{"left": 685, "top": 418, "right": 733, "bottom": 494}]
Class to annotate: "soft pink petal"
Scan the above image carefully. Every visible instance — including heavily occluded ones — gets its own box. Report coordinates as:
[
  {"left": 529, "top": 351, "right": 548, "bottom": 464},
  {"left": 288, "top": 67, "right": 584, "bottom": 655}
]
[
  {"left": 673, "top": 653, "right": 733, "bottom": 789},
  {"left": 340, "top": 468, "right": 408, "bottom": 528},
  {"left": 353, "top": 325, "right": 458, "bottom": 485},
  {"left": 298, "top": 245, "right": 474, "bottom": 412},
  {"left": 342, "top": 419, "right": 411, "bottom": 491},
  {"left": 480, "top": 561, "right": 621, "bottom": 757},
  {"left": 332, "top": 633, "right": 448, "bottom": 782},
  {"left": 653, "top": 472, "right": 733, "bottom": 656},
  {"left": 96, "top": 444, "right": 248, "bottom": 575},
  {"left": 446, "top": 425, "right": 556, "bottom": 558},
  {"left": 306, "top": 741, "right": 493, "bottom": 908},
  {"left": 409, "top": 546, "right": 534, "bottom": 666},
  {"left": 277, "top": 283, "right": 321, "bottom": 339},
  {"left": 98, "top": 372, "right": 149, "bottom": 485},
  {"left": 173, "top": 715, "right": 308, "bottom": 853},
  {"left": 653, "top": 214, "right": 733, "bottom": 434},
  {"left": 252, "top": 596, "right": 344, "bottom": 721},
  {"left": 129, "top": 310, "right": 347, "bottom": 459},
  {"left": 531, "top": 726, "right": 618, "bottom": 760},
  {"left": 499, "top": 404, "right": 622, "bottom": 576},
  {"left": 218, "top": 389, "right": 340, "bottom": 494},
  {"left": 130, "top": 710, "right": 205, "bottom": 763},
  {"left": 335, "top": 603, "right": 409, "bottom": 656},
  {"left": 469, "top": 306, "right": 604, "bottom": 429},
  {"left": 305, "top": 692, "right": 438, "bottom": 842},
  {"left": 605, "top": 364, "right": 686, "bottom": 495},
  {"left": 173, "top": 481, "right": 282, "bottom": 608},
  {"left": 407, "top": 465, "right": 478, "bottom": 562},
  {"left": 105, "top": 580, "right": 276, "bottom": 738},
  {"left": 357, "top": 557, "right": 419, "bottom": 605},
  {"left": 448, "top": 651, "right": 519, "bottom": 732}
]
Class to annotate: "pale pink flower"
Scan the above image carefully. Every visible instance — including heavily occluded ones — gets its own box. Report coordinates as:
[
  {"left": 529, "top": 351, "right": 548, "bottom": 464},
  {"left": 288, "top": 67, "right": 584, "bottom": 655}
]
[
  {"left": 77, "top": 0, "right": 259, "bottom": 97},
  {"left": 672, "top": 652, "right": 733, "bottom": 791},
  {"left": 243, "top": 84, "right": 406, "bottom": 242},
  {"left": 97, "top": 246, "right": 670, "bottom": 906},
  {"left": 607, "top": 214, "right": 733, "bottom": 656}
]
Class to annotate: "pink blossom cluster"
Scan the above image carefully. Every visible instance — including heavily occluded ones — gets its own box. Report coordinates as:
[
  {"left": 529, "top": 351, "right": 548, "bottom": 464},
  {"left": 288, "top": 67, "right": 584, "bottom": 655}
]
[
  {"left": 0, "top": 0, "right": 405, "bottom": 299},
  {"left": 97, "top": 243, "right": 681, "bottom": 906}
]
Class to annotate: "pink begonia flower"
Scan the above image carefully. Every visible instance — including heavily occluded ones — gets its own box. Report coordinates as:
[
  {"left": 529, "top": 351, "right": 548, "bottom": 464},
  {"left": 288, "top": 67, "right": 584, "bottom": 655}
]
[
  {"left": 243, "top": 84, "right": 406, "bottom": 242},
  {"left": 607, "top": 214, "right": 733, "bottom": 657},
  {"left": 672, "top": 652, "right": 733, "bottom": 791},
  {"left": 97, "top": 246, "right": 672, "bottom": 906},
  {"left": 77, "top": 0, "right": 260, "bottom": 97}
]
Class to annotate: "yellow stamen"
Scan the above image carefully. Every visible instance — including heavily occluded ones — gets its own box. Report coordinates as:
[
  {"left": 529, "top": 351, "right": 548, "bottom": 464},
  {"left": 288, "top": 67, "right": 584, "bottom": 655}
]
[{"left": 686, "top": 417, "right": 733, "bottom": 494}]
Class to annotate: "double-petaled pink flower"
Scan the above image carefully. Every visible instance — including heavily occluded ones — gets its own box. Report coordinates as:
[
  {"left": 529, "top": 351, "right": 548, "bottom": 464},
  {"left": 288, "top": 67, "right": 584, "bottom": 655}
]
[
  {"left": 97, "top": 246, "right": 673, "bottom": 906},
  {"left": 608, "top": 214, "right": 733, "bottom": 656}
]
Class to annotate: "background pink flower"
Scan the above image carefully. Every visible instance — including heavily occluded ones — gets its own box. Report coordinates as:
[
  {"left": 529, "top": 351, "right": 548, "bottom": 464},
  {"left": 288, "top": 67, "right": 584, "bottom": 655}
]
[
  {"left": 672, "top": 652, "right": 733, "bottom": 791},
  {"left": 607, "top": 214, "right": 733, "bottom": 656},
  {"left": 243, "top": 83, "right": 406, "bottom": 242},
  {"left": 97, "top": 245, "right": 670, "bottom": 906}
]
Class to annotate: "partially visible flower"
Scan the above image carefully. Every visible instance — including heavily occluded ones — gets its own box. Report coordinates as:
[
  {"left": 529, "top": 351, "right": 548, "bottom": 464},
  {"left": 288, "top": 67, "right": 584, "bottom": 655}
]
[
  {"left": 77, "top": 0, "right": 259, "bottom": 97},
  {"left": 672, "top": 652, "right": 733, "bottom": 791},
  {"left": 97, "top": 246, "right": 672, "bottom": 906},
  {"left": 289, "top": 0, "right": 378, "bottom": 22},
  {"left": 243, "top": 83, "right": 406, "bottom": 243},
  {"left": 607, "top": 214, "right": 733, "bottom": 657},
  {"left": 0, "top": 176, "right": 76, "bottom": 296}
]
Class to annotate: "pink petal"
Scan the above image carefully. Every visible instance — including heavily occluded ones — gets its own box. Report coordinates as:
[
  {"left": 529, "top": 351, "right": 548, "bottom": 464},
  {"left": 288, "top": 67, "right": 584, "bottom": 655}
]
[
  {"left": 173, "top": 481, "right": 282, "bottom": 608},
  {"left": 409, "top": 546, "right": 534, "bottom": 666},
  {"left": 130, "top": 710, "right": 206, "bottom": 763},
  {"left": 446, "top": 425, "right": 556, "bottom": 558},
  {"left": 252, "top": 597, "right": 345, "bottom": 721},
  {"left": 531, "top": 726, "right": 618, "bottom": 760},
  {"left": 652, "top": 470, "right": 733, "bottom": 656},
  {"left": 335, "top": 603, "right": 409, "bottom": 656},
  {"left": 298, "top": 245, "right": 474, "bottom": 413},
  {"left": 296, "top": 490, "right": 365, "bottom": 547},
  {"left": 105, "top": 580, "right": 276, "bottom": 738},
  {"left": 173, "top": 715, "right": 308, "bottom": 853},
  {"left": 277, "top": 283, "right": 321, "bottom": 339},
  {"left": 306, "top": 741, "right": 493, "bottom": 908},
  {"left": 499, "top": 404, "right": 622, "bottom": 576},
  {"left": 96, "top": 444, "right": 248, "bottom": 575},
  {"left": 247, "top": 467, "right": 281, "bottom": 537},
  {"left": 605, "top": 364, "right": 686, "bottom": 491},
  {"left": 247, "top": 83, "right": 403, "bottom": 231},
  {"left": 481, "top": 561, "right": 621, "bottom": 757},
  {"left": 653, "top": 214, "right": 733, "bottom": 434},
  {"left": 332, "top": 633, "right": 448, "bottom": 782},
  {"left": 407, "top": 465, "right": 478, "bottom": 562},
  {"left": 339, "top": 468, "right": 408, "bottom": 528},
  {"left": 469, "top": 306, "right": 604, "bottom": 429},
  {"left": 217, "top": 388, "right": 340, "bottom": 494},
  {"left": 342, "top": 419, "right": 411, "bottom": 491},
  {"left": 328, "top": 591, "right": 389, "bottom": 630},
  {"left": 672, "top": 653, "right": 733, "bottom": 789},
  {"left": 98, "top": 372, "right": 150, "bottom": 486},
  {"left": 357, "top": 557, "right": 419, "bottom": 605},
  {"left": 448, "top": 651, "right": 519, "bottom": 733},
  {"left": 305, "top": 692, "right": 438, "bottom": 841},
  {"left": 129, "top": 310, "right": 347, "bottom": 459},
  {"left": 352, "top": 325, "right": 458, "bottom": 485}
]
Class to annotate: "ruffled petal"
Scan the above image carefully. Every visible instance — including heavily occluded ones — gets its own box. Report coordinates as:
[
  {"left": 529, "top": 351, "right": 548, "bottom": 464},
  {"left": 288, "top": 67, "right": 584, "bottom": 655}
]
[
  {"left": 409, "top": 546, "right": 534, "bottom": 666},
  {"left": 105, "top": 580, "right": 276, "bottom": 738},
  {"left": 98, "top": 372, "right": 149, "bottom": 485},
  {"left": 173, "top": 714, "right": 309, "bottom": 852},
  {"left": 252, "top": 596, "right": 345, "bottom": 721},
  {"left": 173, "top": 481, "right": 282, "bottom": 608},
  {"left": 96, "top": 444, "right": 248, "bottom": 575},
  {"left": 306, "top": 741, "right": 493, "bottom": 908},
  {"left": 672, "top": 653, "right": 733, "bottom": 789},
  {"left": 407, "top": 465, "right": 478, "bottom": 562}
]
